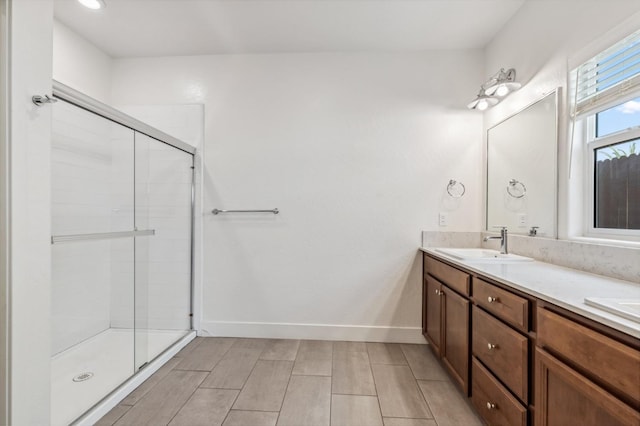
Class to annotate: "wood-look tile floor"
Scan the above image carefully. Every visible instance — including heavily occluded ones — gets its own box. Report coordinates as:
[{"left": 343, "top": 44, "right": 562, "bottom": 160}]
[{"left": 97, "top": 338, "right": 483, "bottom": 426}]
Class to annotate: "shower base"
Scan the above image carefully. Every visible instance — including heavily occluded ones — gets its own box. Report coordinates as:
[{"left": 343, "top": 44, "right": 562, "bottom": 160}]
[{"left": 51, "top": 328, "right": 192, "bottom": 426}]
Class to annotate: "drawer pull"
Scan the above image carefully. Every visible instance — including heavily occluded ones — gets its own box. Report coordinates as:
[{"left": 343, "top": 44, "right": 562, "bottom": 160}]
[
  {"left": 487, "top": 343, "right": 497, "bottom": 350},
  {"left": 486, "top": 402, "right": 497, "bottom": 410},
  {"left": 487, "top": 296, "right": 498, "bottom": 303}
]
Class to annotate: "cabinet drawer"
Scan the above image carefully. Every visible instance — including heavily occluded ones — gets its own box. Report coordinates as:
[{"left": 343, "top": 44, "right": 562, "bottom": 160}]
[
  {"left": 425, "top": 256, "right": 470, "bottom": 296},
  {"left": 472, "top": 357, "right": 527, "bottom": 426},
  {"left": 537, "top": 307, "right": 640, "bottom": 406},
  {"left": 473, "top": 277, "right": 528, "bottom": 331},
  {"left": 473, "top": 306, "right": 528, "bottom": 401}
]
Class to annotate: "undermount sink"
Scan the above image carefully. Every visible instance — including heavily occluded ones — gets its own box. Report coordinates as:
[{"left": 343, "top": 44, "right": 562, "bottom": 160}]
[
  {"left": 584, "top": 297, "right": 640, "bottom": 323},
  {"left": 435, "top": 248, "right": 533, "bottom": 262}
]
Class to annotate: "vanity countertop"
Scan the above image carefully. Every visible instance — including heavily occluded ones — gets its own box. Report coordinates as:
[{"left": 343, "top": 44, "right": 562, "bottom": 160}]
[{"left": 421, "top": 247, "right": 640, "bottom": 339}]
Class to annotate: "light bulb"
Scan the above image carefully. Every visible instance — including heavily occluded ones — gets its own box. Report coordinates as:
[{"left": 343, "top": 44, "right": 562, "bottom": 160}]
[
  {"left": 78, "top": 0, "right": 105, "bottom": 9},
  {"left": 477, "top": 99, "right": 489, "bottom": 111},
  {"left": 495, "top": 85, "right": 510, "bottom": 97}
]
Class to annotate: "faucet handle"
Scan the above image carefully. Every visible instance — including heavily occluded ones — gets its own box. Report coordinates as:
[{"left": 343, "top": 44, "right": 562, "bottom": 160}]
[{"left": 492, "top": 226, "right": 508, "bottom": 234}]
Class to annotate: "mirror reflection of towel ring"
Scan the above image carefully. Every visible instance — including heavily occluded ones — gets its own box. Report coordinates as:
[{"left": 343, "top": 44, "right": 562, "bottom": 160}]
[
  {"left": 507, "top": 179, "right": 526, "bottom": 198},
  {"left": 447, "top": 179, "right": 466, "bottom": 198}
]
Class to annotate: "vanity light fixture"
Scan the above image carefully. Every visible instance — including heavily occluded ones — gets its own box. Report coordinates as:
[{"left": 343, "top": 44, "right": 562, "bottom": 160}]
[
  {"left": 467, "top": 68, "right": 521, "bottom": 110},
  {"left": 78, "top": 0, "right": 106, "bottom": 10},
  {"left": 484, "top": 68, "right": 521, "bottom": 97},
  {"left": 467, "top": 89, "right": 499, "bottom": 111}
]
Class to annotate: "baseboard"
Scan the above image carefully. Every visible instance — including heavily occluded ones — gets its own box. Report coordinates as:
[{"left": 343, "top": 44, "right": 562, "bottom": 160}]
[{"left": 199, "top": 321, "right": 426, "bottom": 344}]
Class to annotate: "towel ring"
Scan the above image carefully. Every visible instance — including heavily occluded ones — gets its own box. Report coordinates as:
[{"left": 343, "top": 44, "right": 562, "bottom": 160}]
[
  {"left": 446, "top": 180, "right": 466, "bottom": 198},
  {"left": 506, "top": 179, "right": 526, "bottom": 198}
]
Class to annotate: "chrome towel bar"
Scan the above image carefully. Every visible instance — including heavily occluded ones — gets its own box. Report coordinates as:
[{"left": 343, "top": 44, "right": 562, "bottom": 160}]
[{"left": 212, "top": 208, "right": 279, "bottom": 215}]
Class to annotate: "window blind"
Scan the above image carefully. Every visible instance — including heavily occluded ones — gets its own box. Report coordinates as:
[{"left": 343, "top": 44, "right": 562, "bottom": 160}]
[{"left": 574, "top": 29, "right": 640, "bottom": 117}]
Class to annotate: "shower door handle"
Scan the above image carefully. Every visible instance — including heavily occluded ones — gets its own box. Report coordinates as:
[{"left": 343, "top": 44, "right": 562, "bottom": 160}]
[{"left": 51, "top": 229, "right": 155, "bottom": 244}]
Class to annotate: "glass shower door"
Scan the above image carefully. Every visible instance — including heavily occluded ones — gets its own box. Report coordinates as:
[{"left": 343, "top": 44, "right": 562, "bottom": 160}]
[
  {"left": 134, "top": 132, "right": 193, "bottom": 370},
  {"left": 50, "top": 94, "right": 195, "bottom": 425},
  {"left": 50, "top": 99, "right": 136, "bottom": 426}
]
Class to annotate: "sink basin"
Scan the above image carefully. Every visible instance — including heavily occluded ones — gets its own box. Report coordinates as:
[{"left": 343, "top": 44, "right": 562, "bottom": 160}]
[
  {"left": 435, "top": 248, "right": 533, "bottom": 262},
  {"left": 584, "top": 297, "right": 640, "bottom": 323}
]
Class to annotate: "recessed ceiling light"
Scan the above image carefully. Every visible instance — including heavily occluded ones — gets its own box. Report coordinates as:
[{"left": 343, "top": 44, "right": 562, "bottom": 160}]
[{"left": 77, "top": 0, "right": 106, "bottom": 10}]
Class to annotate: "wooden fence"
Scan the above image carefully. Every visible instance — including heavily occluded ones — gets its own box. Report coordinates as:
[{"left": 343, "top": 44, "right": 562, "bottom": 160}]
[{"left": 596, "top": 153, "right": 640, "bottom": 229}]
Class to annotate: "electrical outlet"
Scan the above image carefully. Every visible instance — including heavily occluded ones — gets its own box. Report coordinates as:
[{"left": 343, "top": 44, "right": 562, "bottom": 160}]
[
  {"left": 439, "top": 212, "right": 448, "bottom": 227},
  {"left": 518, "top": 214, "right": 527, "bottom": 227}
]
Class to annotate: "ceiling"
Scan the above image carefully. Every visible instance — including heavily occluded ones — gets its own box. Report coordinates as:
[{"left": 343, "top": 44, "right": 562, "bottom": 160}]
[{"left": 53, "top": 0, "right": 526, "bottom": 58}]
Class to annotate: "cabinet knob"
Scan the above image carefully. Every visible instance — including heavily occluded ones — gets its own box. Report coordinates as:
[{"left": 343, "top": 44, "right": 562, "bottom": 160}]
[
  {"left": 435, "top": 289, "right": 443, "bottom": 296},
  {"left": 487, "top": 343, "right": 497, "bottom": 350},
  {"left": 487, "top": 296, "right": 498, "bottom": 303},
  {"left": 486, "top": 402, "right": 496, "bottom": 410}
]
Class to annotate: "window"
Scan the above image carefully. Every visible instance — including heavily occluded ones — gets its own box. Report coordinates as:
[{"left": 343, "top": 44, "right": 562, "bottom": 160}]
[{"left": 573, "top": 29, "right": 640, "bottom": 239}]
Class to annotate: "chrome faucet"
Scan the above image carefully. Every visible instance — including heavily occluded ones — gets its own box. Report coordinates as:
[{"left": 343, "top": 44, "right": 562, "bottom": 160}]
[{"left": 484, "top": 227, "right": 508, "bottom": 254}]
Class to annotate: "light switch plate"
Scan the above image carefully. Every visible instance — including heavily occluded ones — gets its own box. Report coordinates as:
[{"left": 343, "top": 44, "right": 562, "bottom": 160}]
[
  {"left": 439, "top": 212, "right": 448, "bottom": 227},
  {"left": 518, "top": 214, "right": 527, "bottom": 227}
]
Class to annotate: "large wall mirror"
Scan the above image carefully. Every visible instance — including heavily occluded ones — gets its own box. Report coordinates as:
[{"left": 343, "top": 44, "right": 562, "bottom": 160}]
[{"left": 487, "top": 90, "right": 558, "bottom": 237}]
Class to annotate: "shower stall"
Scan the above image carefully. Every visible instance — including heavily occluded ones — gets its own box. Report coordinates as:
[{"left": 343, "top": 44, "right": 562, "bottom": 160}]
[{"left": 49, "top": 82, "right": 196, "bottom": 426}]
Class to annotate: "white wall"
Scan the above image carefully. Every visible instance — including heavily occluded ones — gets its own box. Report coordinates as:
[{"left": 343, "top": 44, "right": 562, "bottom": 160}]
[
  {"left": 111, "top": 51, "right": 485, "bottom": 342},
  {"left": 8, "top": 0, "right": 53, "bottom": 424},
  {"left": 53, "top": 19, "right": 113, "bottom": 104}
]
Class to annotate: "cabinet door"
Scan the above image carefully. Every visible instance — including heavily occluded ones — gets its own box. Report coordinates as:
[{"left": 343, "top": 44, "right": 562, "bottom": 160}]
[
  {"left": 442, "top": 286, "right": 470, "bottom": 395},
  {"left": 424, "top": 276, "right": 442, "bottom": 356},
  {"left": 535, "top": 348, "right": 640, "bottom": 426}
]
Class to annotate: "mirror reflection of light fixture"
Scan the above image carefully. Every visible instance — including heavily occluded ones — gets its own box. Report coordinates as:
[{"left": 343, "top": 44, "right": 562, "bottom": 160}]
[
  {"left": 78, "top": 0, "right": 106, "bottom": 9},
  {"left": 467, "top": 68, "right": 521, "bottom": 110},
  {"left": 467, "top": 89, "right": 499, "bottom": 111}
]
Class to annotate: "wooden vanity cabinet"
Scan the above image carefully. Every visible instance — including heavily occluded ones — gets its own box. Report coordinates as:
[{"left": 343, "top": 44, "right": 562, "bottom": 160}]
[
  {"left": 421, "top": 251, "right": 640, "bottom": 426},
  {"left": 423, "top": 254, "right": 471, "bottom": 394}
]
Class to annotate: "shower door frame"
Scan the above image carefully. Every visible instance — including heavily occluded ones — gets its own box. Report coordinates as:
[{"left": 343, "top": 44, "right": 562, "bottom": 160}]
[{"left": 51, "top": 80, "right": 197, "bottom": 331}]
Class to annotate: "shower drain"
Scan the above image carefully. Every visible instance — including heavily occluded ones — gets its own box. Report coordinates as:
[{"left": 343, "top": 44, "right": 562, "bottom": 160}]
[{"left": 72, "top": 372, "right": 94, "bottom": 382}]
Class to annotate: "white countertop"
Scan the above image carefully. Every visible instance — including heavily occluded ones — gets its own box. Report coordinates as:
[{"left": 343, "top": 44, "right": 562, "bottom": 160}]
[{"left": 421, "top": 247, "right": 640, "bottom": 339}]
